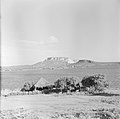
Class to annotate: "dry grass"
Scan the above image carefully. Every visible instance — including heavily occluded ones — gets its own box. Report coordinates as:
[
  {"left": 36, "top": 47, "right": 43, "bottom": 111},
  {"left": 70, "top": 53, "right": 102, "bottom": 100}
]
[
  {"left": 1, "top": 107, "right": 120, "bottom": 119},
  {"left": 1, "top": 93, "right": 120, "bottom": 119},
  {"left": 1, "top": 65, "right": 120, "bottom": 90}
]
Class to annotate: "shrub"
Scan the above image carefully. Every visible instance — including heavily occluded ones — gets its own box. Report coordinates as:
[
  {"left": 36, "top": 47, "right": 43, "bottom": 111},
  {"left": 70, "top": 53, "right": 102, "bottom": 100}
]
[
  {"left": 54, "top": 76, "right": 81, "bottom": 90},
  {"left": 81, "top": 74, "right": 109, "bottom": 94},
  {"left": 92, "top": 108, "right": 120, "bottom": 119},
  {"left": 21, "top": 82, "right": 35, "bottom": 92}
]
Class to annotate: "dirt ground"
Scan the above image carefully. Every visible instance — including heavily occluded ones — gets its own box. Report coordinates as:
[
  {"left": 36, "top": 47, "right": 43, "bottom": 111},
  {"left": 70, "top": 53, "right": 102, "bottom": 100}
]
[{"left": 0, "top": 93, "right": 120, "bottom": 119}]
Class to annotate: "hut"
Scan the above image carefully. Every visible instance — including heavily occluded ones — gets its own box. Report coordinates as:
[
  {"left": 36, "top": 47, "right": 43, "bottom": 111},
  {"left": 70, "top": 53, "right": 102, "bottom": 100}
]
[{"left": 35, "top": 77, "right": 51, "bottom": 91}]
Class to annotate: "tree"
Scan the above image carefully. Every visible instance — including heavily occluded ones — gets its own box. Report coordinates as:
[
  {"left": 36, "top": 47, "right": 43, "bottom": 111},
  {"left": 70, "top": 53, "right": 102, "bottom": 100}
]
[
  {"left": 81, "top": 74, "right": 109, "bottom": 94},
  {"left": 21, "top": 82, "right": 35, "bottom": 94},
  {"left": 54, "top": 76, "right": 81, "bottom": 92}
]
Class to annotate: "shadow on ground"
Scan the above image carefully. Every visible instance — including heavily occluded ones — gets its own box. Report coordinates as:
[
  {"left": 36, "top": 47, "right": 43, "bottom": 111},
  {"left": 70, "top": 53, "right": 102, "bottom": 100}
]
[{"left": 92, "top": 92, "right": 120, "bottom": 97}]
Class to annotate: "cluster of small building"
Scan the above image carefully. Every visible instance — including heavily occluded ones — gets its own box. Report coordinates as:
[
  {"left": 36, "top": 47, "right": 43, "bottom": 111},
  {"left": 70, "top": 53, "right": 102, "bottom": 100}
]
[
  {"left": 20, "top": 77, "right": 82, "bottom": 95},
  {"left": 1, "top": 74, "right": 107, "bottom": 97}
]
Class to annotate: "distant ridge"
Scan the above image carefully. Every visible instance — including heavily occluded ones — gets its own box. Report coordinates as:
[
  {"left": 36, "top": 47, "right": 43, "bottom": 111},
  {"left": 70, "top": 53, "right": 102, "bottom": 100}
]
[
  {"left": 33, "top": 57, "right": 75, "bottom": 66},
  {"left": 68, "top": 59, "right": 95, "bottom": 68},
  {"left": 76, "top": 60, "right": 95, "bottom": 63},
  {"left": 1, "top": 57, "right": 120, "bottom": 72},
  {"left": 32, "top": 57, "right": 75, "bottom": 69}
]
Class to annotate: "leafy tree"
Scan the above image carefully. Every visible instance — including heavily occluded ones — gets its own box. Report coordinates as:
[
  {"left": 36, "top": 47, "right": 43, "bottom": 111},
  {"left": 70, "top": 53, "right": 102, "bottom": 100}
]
[
  {"left": 81, "top": 74, "right": 109, "bottom": 94},
  {"left": 54, "top": 76, "right": 81, "bottom": 90}
]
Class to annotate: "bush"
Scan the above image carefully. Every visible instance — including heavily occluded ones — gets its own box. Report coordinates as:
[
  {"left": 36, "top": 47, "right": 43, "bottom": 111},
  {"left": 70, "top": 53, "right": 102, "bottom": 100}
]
[
  {"left": 54, "top": 76, "right": 81, "bottom": 91},
  {"left": 81, "top": 74, "right": 109, "bottom": 94},
  {"left": 92, "top": 108, "right": 120, "bottom": 119}
]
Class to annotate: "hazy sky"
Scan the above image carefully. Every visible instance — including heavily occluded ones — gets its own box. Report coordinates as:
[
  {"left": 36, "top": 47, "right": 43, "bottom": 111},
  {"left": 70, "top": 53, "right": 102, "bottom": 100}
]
[{"left": 1, "top": 0, "right": 120, "bottom": 66}]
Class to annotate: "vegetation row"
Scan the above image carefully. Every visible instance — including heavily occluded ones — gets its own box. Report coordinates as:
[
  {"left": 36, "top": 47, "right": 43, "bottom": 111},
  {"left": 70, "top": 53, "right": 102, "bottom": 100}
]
[{"left": 1, "top": 74, "right": 109, "bottom": 96}]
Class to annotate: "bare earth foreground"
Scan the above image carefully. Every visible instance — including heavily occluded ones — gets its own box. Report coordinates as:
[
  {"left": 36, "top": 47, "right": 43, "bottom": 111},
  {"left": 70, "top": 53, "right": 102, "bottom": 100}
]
[{"left": 0, "top": 93, "right": 120, "bottom": 119}]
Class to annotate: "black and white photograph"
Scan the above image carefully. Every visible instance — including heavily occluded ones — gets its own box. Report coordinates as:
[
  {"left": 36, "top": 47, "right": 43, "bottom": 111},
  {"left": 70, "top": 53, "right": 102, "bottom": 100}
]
[{"left": 1, "top": 0, "right": 120, "bottom": 118}]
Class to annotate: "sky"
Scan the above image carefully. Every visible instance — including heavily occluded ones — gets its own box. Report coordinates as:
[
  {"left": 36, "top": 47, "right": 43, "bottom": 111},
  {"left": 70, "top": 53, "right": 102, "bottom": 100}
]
[{"left": 1, "top": 0, "right": 120, "bottom": 66}]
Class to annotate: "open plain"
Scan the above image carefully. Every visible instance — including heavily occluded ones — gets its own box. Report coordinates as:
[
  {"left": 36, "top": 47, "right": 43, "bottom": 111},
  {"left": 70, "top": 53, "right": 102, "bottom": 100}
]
[
  {"left": 1, "top": 62, "right": 120, "bottom": 90},
  {"left": 1, "top": 93, "right": 120, "bottom": 119},
  {"left": 1, "top": 61, "right": 120, "bottom": 118}
]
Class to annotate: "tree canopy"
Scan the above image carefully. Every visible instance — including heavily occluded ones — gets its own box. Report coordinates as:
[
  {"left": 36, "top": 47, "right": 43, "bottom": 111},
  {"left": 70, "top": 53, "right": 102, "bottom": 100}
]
[
  {"left": 81, "top": 74, "right": 109, "bottom": 94},
  {"left": 54, "top": 76, "right": 81, "bottom": 89}
]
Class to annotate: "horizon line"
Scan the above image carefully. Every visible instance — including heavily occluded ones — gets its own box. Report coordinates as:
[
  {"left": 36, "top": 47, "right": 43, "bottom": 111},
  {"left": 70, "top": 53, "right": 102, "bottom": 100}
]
[{"left": 1, "top": 57, "right": 120, "bottom": 67}]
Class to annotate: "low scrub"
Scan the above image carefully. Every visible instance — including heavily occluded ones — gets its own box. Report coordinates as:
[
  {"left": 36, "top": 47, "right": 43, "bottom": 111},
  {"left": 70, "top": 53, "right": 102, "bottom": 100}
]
[{"left": 92, "top": 108, "right": 120, "bottom": 119}]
